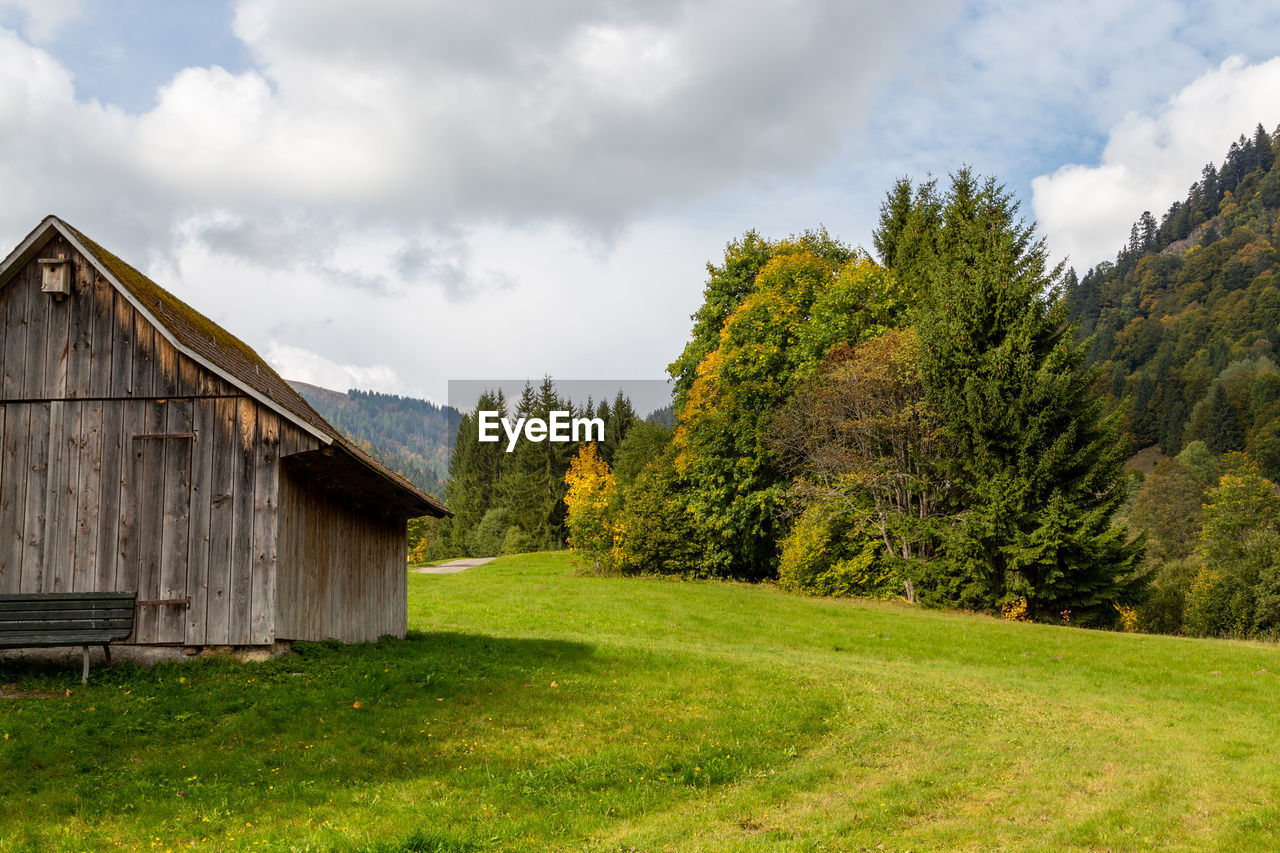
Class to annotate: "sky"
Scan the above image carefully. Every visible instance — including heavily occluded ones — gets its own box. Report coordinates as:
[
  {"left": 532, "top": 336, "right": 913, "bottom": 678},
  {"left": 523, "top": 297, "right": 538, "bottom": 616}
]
[{"left": 1, "top": 0, "right": 1279, "bottom": 404}]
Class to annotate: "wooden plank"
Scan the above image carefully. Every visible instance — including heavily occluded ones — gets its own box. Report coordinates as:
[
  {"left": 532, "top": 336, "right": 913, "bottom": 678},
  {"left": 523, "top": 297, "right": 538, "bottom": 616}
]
[
  {"left": 363, "top": 514, "right": 373, "bottom": 641},
  {"left": 0, "top": 256, "right": 28, "bottom": 397},
  {"left": 131, "top": 309, "right": 155, "bottom": 399},
  {"left": 319, "top": 489, "right": 334, "bottom": 641},
  {"left": 0, "top": 264, "right": 8, "bottom": 390},
  {"left": 272, "top": 466, "right": 295, "bottom": 640},
  {"left": 94, "top": 403, "right": 124, "bottom": 593},
  {"left": 88, "top": 269, "right": 116, "bottom": 397},
  {"left": 0, "top": 629, "right": 133, "bottom": 645},
  {"left": 325, "top": 505, "right": 337, "bottom": 641},
  {"left": 156, "top": 334, "right": 181, "bottom": 397},
  {"left": 20, "top": 403, "right": 50, "bottom": 593},
  {"left": 0, "top": 405, "right": 25, "bottom": 594},
  {"left": 24, "top": 262, "right": 51, "bottom": 399},
  {"left": 195, "top": 360, "right": 235, "bottom": 397},
  {"left": 298, "top": 473, "right": 318, "bottom": 641},
  {"left": 71, "top": 401, "right": 103, "bottom": 592},
  {"left": 366, "top": 520, "right": 376, "bottom": 640},
  {"left": 228, "top": 398, "right": 257, "bottom": 645},
  {"left": 44, "top": 271, "right": 70, "bottom": 400},
  {"left": 48, "top": 402, "right": 83, "bottom": 593},
  {"left": 348, "top": 510, "right": 359, "bottom": 642},
  {"left": 0, "top": 590, "right": 134, "bottom": 602},
  {"left": 204, "top": 397, "right": 237, "bottom": 645},
  {"left": 0, "top": 609, "right": 133, "bottom": 624},
  {"left": 40, "top": 401, "right": 69, "bottom": 593},
  {"left": 158, "top": 401, "right": 193, "bottom": 643},
  {"left": 178, "top": 354, "right": 199, "bottom": 398},
  {"left": 0, "top": 617, "right": 135, "bottom": 632},
  {"left": 396, "top": 525, "right": 404, "bottom": 638},
  {"left": 250, "top": 413, "right": 279, "bottom": 644},
  {"left": 185, "top": 399, "right": 215, "bottom": 646},
  {"left": 115, "top": 402, "right": 142, "bottom": 640},
  {"left": 133, "top": 400, "right": 165, "bottom": 643},
  {"left": 110, "top": 290, "right": 134, "bottom": 397},
  {"left": 65, "top": 255, "right": 95, "bottom": 398}
]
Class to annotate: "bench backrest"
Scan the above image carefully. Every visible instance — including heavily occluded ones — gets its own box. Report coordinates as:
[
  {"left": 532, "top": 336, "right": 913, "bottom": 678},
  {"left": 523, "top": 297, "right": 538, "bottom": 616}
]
[{"left": 0, "top": 592, "right": 137, "bottom": 648}]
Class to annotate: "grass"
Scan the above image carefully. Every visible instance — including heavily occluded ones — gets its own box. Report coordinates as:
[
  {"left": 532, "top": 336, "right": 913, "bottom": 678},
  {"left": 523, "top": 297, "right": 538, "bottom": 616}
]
[{"left": 2, "top": 552, "right": 1280, "bottom": 851}]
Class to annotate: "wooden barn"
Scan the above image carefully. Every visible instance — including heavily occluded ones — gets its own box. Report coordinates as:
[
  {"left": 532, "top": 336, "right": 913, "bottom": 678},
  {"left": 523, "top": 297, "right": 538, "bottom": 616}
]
[{"left": 0, "top": 215, "right": 449, "bottom": 648}]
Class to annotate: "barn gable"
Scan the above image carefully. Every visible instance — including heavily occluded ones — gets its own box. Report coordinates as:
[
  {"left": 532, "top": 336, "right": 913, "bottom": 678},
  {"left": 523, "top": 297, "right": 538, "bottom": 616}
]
[{"left": 0, "top": 216, "right": 448, "bottom": 647}]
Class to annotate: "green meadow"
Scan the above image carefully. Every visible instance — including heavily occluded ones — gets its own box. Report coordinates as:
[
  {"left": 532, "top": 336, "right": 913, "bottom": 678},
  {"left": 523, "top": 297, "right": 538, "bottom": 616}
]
[{"left": 2, "top": 552, "right": 1279, "bottom": 851}]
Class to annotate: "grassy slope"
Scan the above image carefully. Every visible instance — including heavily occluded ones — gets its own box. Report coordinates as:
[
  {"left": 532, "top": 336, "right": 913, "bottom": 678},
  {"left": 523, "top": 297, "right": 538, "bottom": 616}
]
[{"left": 2, "top": 552, "right": 1279, "bottom": 851}]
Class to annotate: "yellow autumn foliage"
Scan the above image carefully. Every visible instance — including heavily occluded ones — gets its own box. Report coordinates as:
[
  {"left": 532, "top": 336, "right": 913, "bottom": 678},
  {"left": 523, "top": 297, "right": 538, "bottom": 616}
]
[{"left": 564, "top": 444, "right": 617, "bottom": 571}]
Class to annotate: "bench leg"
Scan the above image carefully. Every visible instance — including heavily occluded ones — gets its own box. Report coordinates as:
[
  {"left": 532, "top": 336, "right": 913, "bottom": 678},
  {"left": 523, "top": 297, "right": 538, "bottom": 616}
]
[
  {"left": 102, "top": 644, "right": 111, "bottom": 665},
  {"left": 82, "top": 646, "right": 90, "bottom": 684}
]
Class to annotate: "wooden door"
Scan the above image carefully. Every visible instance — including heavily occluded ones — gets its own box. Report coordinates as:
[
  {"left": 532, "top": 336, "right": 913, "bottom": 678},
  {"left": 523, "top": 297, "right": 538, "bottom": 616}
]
[{"left": 122, "top": 399, "right": 193, "bottom": 644}]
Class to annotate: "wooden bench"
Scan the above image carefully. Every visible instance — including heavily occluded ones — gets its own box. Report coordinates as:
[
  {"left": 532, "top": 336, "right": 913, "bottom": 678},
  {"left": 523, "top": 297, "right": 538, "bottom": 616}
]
[{"left": 0, "top": 592, "right": 136, "bottom": 683}]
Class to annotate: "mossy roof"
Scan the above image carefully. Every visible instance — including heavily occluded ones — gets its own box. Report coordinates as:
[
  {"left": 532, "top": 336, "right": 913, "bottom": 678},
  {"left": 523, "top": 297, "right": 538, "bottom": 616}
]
[{"left": 6, "top": 216, "right": 447, "bottom": 519}]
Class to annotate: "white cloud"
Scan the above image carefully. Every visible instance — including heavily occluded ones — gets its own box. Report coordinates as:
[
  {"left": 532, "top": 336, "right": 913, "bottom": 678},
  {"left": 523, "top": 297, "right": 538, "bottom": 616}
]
[
  {"left": 0, "top": 0, "right": 83, "bottom": 43},
  {"left": 263, "top": 343, "right": 400, "bottom": 394},
  {"left": 0, "top": 0, "right": 955, "bottom": 289},
  {"left": 158, "top": 211, "right": 719, "bottom": 402},
  {"left": 1032, "top": 55, "right": 1280, "bottom": 272},
  {"left": 4, "top": 0, "right": 1280, "bottom": 403},
  {"left": 0, "top": 0, "right": 955, "bottom": 234}
]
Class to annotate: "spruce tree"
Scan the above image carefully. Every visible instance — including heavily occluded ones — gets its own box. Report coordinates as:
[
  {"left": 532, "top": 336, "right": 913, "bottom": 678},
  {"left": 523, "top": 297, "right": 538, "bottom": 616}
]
[
  {"left": 1255, "top": 123, "right": 1275, "bottom": 173},
  {"left": 601, "top": 390, "right": 637, "bottom": 464},
  {"left": 493, "top": 378, "right": 574, "bottom": 548},
  {"left": 445, "top": 389, "right": 506, "bottom": 553},
  {"left": 899, "top": 170, "right": 1142, "bottom": 621},
  {"left": 1204, "top": 383, "right": 1243, "bottom": 453}
]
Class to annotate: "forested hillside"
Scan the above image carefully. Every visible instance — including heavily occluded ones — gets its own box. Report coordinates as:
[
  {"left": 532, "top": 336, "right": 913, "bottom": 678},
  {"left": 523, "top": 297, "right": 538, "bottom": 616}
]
[
  {"left": 1066, "top": 123, "right": 1280, "bottom": 476},
  {"left": 1060, "top": 123, "right": 1280, "bottom": 640},
  {"left": 290, "top": 381, "right": 460, "bottom": 497}
]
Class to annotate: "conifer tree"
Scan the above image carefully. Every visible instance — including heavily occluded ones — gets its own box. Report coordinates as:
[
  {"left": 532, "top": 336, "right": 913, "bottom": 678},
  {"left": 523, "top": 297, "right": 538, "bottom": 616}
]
[
  {"left": 445, "top": 389, "right": 506, "bottom": 553},
  {"left": 1204, "top": 384, "right": 1243, "bottom": 454},
  {"left": 1255, "top": 123, "right": 1275, "bottom": 173},
  {"left": 896, "top": 170, "right": 1142, "bottom": 621},
  {"left": 601, "top": 390, "right": 637, "bottom": 464},
  {"left": 496, "top": 383, "right": 557, "bottom": 547}
]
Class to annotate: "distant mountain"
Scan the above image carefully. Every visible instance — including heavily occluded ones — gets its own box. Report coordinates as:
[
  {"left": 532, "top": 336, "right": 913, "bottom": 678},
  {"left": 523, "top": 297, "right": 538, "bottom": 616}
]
[
  {"left": 1065, "top": 123, "right": 1280, "bottom": 479},
  {"left": 290, "top": 381, "right": 462, "bottom": 498}
]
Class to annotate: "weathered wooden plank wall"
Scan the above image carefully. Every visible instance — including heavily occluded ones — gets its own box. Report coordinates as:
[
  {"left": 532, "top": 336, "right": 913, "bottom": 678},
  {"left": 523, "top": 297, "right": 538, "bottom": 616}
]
[
  {"left": 275, "top": 464, "right": 408, "bottom": 643},
  {"left": 0, "top": 234, "right": 335, "bottom": 644}
]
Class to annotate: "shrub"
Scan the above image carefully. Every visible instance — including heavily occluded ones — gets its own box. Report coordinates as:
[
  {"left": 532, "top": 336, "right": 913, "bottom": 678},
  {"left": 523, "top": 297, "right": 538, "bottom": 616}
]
[
  {"left": 468, "top": 507, "right": 511, "bottom": 557},
  {"left": 501, "top": 526, "right": 532, "bottom": 555},
  {"left": 611, "top": 449, "right": 702, "bottom": 575},
  {"left": 563, "top": 444, "right": 617, "bottom": 572},
  {"left": 1184, "top": 565, "right": 1254, "bottom": 637},
  {"left": 409, "top": 516, "right": 459, "bottom": 565},
  {"left": 1135, "top": 558, "right": 1197, "bottom": 634},
  {"left": 777, "top": 503, "right": 901, "bottom": 599}
]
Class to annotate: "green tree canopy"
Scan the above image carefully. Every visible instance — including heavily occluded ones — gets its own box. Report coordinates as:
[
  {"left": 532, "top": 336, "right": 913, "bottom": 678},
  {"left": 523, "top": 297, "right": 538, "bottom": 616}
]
[
  {"left": 672, "top": 246, "right": 906, "bottom": 578},
  {"left": 891, "top": 170, "right": 1143, "bottom": 621}
]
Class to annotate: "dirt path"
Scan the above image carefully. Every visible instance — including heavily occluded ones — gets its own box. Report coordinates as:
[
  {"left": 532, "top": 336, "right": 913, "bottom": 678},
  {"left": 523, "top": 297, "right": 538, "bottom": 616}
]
[{"left": 411, "top": 557, "right": 496, "bottom": 575}]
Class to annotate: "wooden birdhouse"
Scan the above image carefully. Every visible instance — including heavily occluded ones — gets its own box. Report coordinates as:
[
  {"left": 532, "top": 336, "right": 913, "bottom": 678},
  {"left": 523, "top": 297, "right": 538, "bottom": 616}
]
[{"left": 38, "top": 255, "right": 71, "bottom": 298}]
